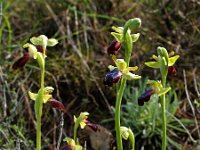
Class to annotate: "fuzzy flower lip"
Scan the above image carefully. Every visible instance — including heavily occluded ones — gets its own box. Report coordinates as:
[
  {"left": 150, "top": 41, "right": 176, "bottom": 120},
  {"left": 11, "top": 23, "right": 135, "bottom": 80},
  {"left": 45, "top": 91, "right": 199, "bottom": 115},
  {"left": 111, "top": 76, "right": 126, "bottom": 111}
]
[
  {"left": 12, "top": 52, "right": 30, "bottom": 69},
  {"left": 138, "top": 89, "right": 155, "bottom": 106},
  {"left": 104, "top": 68, "right": 122, "bottom": 86},
  {"left": 104, "top": 56, "right": 141, "bottom": 86},
  {"left": 48, "top": 98, "right": 65, "bottom": 111},
  {"left": 138, "top": 80, "right": 171, "bottom": 106},
  {"left": 85, "top": 120, "right": 99, "bottom": 132},
  {"left": 107, "top": 40, "right": 121, "bottom": 55},
  {"left": 168, "top": 66, "right": 176, "bottom": 76}
]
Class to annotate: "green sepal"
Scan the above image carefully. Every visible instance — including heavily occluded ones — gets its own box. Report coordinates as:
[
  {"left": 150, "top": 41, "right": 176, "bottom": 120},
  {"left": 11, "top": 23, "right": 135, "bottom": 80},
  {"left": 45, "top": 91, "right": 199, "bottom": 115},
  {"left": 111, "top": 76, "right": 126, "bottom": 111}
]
[
  {"left": 112, "top": 26, "right": 124, "bottom": 33},
  {"left": 123, "top": 72, "right": 141, "bottom": 80},
  {"left": 108, "top": 65, "right": 117, "bottom": 71},
  {"left": 111, "top": 32, "right": 123, "bottom": 42},
  {"left": 63, "top": 137, "right": 75, "bottom": 145},
  {"left": 168, "top": 55, "right": 180, "bottom": 66},
  {"left": 158, "top": 87, "right": 171, "bottom": 96},
  {"left": 28, "top": 91, "right": 37, "bottom": 101},
  {"left": 47, "top": 38, "right": 58, "bottom": 47},
  {"left": 131, "top": 33, "right": 140, "bottom": 42},
  {"left": 23, "top": 43, "right": 38, "bottom": 59},
  {"left": 30, "top": 35, "right": 48, "bottom": 50},
  {"left": 147, "top": 80, "right": 162, "bottom": 92},
  {"left": 80, "top": 122, "right": 87, "bottom": 129},
  {"left": 63, "top": 138, "right": 83, "bottom": 149},
  {"left": 115, "top": 59, "right": 127, "bottom": 70},
  {"left": 28, "top": 91, "right": 52, "bottom": 103},
  {"left": 145, "top": 61, "right": 160, "bottom": 68}
]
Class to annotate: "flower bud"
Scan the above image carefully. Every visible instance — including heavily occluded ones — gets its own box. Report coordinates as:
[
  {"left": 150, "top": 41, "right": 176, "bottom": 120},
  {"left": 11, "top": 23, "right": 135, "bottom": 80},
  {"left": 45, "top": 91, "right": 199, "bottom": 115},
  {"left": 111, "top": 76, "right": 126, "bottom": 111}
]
[
  {"left": 138, "top": 89, "right": 155, "bottom": 106},
  {"left": 168, "top": 66, "right": 176, "bottom": 76},
  {"left": 104, "top": 68, "right": 122, "bottom": 86},
  {"left": 107, "top": 40, "right": 121, "bottom": 55},
  {"left": 12, "top": 52, "right": 30, "bottom": 69},
  {"left": 48, "top": 99, "right": 65, "bottom": 111}
]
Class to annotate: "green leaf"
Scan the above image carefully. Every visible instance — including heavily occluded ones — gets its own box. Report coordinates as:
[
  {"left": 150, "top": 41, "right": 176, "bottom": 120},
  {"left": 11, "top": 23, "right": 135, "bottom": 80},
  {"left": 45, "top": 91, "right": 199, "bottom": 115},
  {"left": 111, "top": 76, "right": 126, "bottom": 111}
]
[
  {"left": 131, "top": 33, "right": 140, "bottom": 42},
  {"left": 115, "top": 59, "right": 127, "bottom": 70},
  {"left": 111, "top": 32, "right": 123, "bottom": 42},
  {"left": 168, "top": 55, "right": 180, "bottom": 66},
  {"left": 158, "top": 87, "right": 171, "bottom": 96},
  {"left": 123, "top": 72, "right": 141, "bottom": 80},
  {"left": 47, "top": 38, "right": 58, "bottom": 47},
  {"left": 145, "top": 61, "right": 160, "bottom": 68}
]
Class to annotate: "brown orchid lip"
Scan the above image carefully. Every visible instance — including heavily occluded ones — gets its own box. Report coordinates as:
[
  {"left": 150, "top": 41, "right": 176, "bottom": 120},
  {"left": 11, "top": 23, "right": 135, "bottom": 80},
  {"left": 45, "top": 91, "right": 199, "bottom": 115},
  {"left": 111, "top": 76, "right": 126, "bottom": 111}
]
[
  {"left": 12, "top": 52, "right": 30, "bottom": 69},
  {"left": 138, "top": 89, "right": 155, "bottom": 106},
  {"left": 48, "top": 99, "right": 65, "bottom": 111},
  {"left": 107, "top": 40, "right": 121, "bottom": 55},
  {"left": 36, "top": 45, "right": 47, "bottom": 55},
  {"left": 104, "top": 68, "right": 122, "bottom": 86},
  {"left": 85, "top": 120, "right": 99, "bottom": 132},
  {"left": 168, "top": 66, "right": 176, "bottom": 76}
]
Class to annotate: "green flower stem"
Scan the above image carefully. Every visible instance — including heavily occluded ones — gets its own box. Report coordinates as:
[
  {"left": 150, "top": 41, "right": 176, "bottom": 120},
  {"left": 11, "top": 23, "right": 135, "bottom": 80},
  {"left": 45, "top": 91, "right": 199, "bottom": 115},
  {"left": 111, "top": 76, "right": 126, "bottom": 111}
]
[
  {"left": 73, "top": 123, "right": 78, "bottom": 142},
  {"left": 115, "top": 29, "right": 132, "bottom": 150},
  {"left": 36, "top": 56, "right": 45, "bottom": 150},
  {"left": 161, "top": 75, "right": 167, "bottom": 150},
  {"left": 128, "top": 130, "right": 135, "bottom": 150},
  {"left": 115, "top": 77, "right": 126, "bottom": 150}
]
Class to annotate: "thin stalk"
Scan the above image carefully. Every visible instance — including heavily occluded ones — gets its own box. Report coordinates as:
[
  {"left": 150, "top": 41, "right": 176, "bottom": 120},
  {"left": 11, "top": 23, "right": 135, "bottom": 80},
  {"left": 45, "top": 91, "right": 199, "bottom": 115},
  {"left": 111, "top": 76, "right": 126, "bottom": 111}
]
[
  {"left": 56, "top": 112, "right": 64, "bottom": 150},
  {"left": 115, "top": 78, "right": 126, "bottom": 150},
  {"left": 161, "top": 76, "right": 167, "bottom": 150},
  {"left": 128, "top": 130, "right": 135, "bottom": 150},
  {"left": 36, "top": 56, "right": 45, "bottom": 150}
]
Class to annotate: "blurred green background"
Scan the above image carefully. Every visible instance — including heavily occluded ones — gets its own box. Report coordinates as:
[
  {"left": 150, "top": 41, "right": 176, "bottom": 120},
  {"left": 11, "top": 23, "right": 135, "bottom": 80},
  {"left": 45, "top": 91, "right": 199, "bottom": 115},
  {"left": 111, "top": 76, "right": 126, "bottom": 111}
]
[{"left": 1, "top": 0, "right": 200, "bottom": 149}]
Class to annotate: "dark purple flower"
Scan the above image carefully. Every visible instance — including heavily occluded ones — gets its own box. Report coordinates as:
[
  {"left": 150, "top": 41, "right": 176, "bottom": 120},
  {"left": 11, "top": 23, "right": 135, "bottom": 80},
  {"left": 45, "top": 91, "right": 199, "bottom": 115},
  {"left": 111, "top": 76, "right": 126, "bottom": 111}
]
[
  {"left": 138, "top": 89, "right": 155, "bottom": 106},
  {"left": 107, "top": 40, "right": 121, "bottom": 55},
  {"left": 104, "top": 68, "right": 122, "bottom": 86},
  {"left": 168, "top": 66, "right": 176, "bottom": 76},
  {"left": 48, "top": 98, "right": 65, "bottom": 111},
  {"left": 85, "top": 120, "right": 99, "bottom": 132},
  {"left": 12, "top": 52, "right": 30, "bottom": 69}
]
